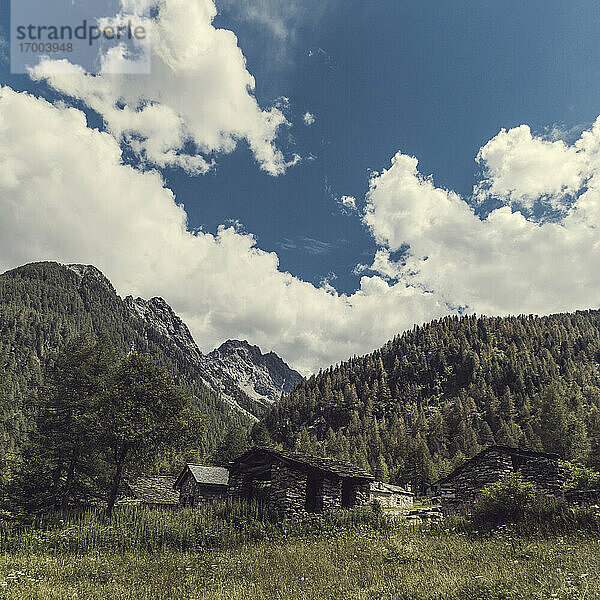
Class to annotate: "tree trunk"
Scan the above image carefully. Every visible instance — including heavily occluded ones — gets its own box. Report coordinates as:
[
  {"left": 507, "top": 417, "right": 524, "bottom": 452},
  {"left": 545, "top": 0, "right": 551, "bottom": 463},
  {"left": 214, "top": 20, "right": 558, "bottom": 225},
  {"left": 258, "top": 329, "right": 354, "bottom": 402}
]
[
  {"left": 51, "top": 457, "right": 64, "bottom": 509},
  {"left": 106, "top": 445, "right": 129, "bottom": 518},
  {"left": 60, "top": 446, "right": 80, "bottom": 512}
]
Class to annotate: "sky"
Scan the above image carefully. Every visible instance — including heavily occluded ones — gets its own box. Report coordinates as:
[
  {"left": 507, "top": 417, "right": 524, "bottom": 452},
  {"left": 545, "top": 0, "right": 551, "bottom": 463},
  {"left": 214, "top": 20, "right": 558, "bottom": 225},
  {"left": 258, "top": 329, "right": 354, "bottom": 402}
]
[{"left": 1, "top": 0, "right": 600, "bottom": 374}]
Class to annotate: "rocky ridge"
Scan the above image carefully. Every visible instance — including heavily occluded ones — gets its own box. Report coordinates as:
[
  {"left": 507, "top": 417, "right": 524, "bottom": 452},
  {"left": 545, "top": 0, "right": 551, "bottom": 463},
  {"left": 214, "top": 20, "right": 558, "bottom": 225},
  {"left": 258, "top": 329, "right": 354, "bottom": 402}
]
[
  {"left": 122, "top": 296, "right": 301, "bottom": 417},
  {"left": 208, "top": 340, "right": 303, "bottom": 405}
]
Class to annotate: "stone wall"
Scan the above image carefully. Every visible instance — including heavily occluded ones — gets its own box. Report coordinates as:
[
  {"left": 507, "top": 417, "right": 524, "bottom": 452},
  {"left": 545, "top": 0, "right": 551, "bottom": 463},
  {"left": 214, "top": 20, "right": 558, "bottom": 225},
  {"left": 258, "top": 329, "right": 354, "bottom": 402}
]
[
  {"left": 179, "top": 474, "right": 196, "bottom": 507},
  {"left": 268, "top": 463, "right": 308, "bottom": 517},
  {"left": 438, "top": 450, "right": 564, "bottom": 511},
  {"left": 179, "top": 473, "right": 228, "bottom": 507},
  {"left": 565, "top": 489, "right": 600, "bottom": 504},
  {"left": 518, "top": 456, "right": 564, "bottom": 497},
  {"left": 441, "top": 450, "right": 514, "bottom": 510},
  {"left": 371, "top": 491, "right": 413, "bottom": 510},
  {"left": 193, "top": 484, "right": 228, "bottom": 505},
  {"left": 354, "top": 481, "right": 371, "bottom": 507},
  {"left": 229, "top": 460, "right": 372, "bottom": 518},
  {"left": 319, "top": 476, "right": 341, "bottom": 511},
  {"left": 228, "top": 471, "right": 252, "bottom": 500}
]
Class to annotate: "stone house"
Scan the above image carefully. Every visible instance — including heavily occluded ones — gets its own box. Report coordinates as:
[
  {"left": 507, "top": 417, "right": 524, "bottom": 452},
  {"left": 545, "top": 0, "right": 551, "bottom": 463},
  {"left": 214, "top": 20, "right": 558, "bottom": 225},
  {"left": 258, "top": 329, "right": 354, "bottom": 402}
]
[
  {"left": 565, "top": 488, "right": 600, "bottom": 504},
  {"left": 174, "top": 464, "right": 230, "bottom": 508},
  {"left": 228, "top": 447, "right": 374, "bottom": 518},
  {"left": 370, "top": 481, "right": 414, "bottom": 510},
  {"left": 427, "top": 445, "right": 564, "bottom": 510},
  {"left": 123, "top": 475, "right": 180, "bottom": 510}
]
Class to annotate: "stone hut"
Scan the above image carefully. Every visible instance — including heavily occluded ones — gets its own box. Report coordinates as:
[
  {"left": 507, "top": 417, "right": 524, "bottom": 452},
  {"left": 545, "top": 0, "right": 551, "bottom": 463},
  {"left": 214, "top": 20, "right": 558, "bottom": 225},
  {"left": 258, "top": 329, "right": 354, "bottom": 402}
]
[
  {"left": 228, "top": 447, "right": 374, "bottom": 518},
  {"left": 123, "top": 475, "right": 180, "bottom": 510},
  {"left": 370, "top": 481, "right": 414, "bottom": 511},
  {"left": 174, "top": 464, "right": 230, "bottom": 508},
  {"left": 427, "top": 445, "right": 564, "bottom": 511},
  {"left": 565, "top": 488, "right": 600, "bottom": 505}
]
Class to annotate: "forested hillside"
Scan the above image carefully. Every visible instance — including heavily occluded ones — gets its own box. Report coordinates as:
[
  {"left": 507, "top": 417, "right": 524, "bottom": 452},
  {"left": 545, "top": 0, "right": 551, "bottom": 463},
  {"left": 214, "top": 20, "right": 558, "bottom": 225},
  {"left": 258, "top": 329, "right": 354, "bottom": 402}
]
[
  {"left": 0, "top": 262, "right": 250, "bottom": 480},
  {"left": 261, "top": 313, "right": 600, "bottom": 489}
]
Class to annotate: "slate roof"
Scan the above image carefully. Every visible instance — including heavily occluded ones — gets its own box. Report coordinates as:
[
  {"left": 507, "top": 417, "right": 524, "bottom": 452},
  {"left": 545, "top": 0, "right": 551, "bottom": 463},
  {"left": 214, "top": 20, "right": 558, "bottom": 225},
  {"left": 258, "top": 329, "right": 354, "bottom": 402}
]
[
  {"left": 430, "top": 445, "right": 560, "bottom": 486},
  {"left": 174, "top": 464, "right": 230, "bottom": 489},
  {"left": 231, "top": 447, "right": 375, "bottom": 480},
  {"left": 126, "top": 476, "right": 179, "bottom": 506},
  {"left": 370, "top": 481, "right": 414, "bottom": 496}
]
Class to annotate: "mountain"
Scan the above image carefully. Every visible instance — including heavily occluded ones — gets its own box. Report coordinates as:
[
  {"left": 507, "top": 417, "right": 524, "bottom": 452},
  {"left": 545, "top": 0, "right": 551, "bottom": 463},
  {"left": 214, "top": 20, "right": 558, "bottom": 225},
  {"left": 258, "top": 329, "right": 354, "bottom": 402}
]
[
  {"left": 124, "top": 296, "right": 300, "bottom": 413},
  {"left": 122, "top": 294, "right": 260, "bottom": 415},
  {"left": 0, "top": 262, "right": 301, "bottom": 472},
  {"left": 261, "top": 312, "right": 600, "bottom": 489},
  {"left": 124, "top": 295, "right": 205, "bottom": 365},
  {"left": 208, "top": 340, "right": 302, "bottom": 405}
]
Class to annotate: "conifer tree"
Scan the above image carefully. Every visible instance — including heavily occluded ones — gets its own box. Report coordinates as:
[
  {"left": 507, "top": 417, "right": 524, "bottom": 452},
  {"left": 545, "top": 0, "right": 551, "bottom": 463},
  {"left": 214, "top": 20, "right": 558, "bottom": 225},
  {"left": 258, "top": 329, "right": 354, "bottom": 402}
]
[
  {"left": 374, "top": 454, "right": 390, "bottom": 483},
  {"left": 212, "top": 426, "right": 250, "bottom": 465}
]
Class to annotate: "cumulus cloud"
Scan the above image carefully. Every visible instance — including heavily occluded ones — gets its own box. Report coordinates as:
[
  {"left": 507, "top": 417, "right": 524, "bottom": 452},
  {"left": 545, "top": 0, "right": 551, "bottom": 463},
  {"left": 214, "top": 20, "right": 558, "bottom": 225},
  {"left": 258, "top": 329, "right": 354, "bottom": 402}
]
[
  {"left": 30, "top": 0, "right": 297, "bottom": 176},
  {"left": 5, "top": 80, "right": 600, "bottom": 374},
  {"left": 364, "top": 117, "right": 600, "bottom": 316},
  {"left": 474, "top": 125, "right": 590, "bottom": 214},
  {"left": 0, "top": 86, "right": 447, "bottom": 374}
]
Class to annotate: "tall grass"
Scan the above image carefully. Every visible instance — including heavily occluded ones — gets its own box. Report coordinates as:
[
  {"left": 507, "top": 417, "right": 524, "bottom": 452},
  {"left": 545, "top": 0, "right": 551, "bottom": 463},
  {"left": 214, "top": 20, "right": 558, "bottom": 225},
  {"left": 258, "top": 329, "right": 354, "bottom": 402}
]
[
  {"left": 3, "top": 501, "right": 600, "bottom": 598},
  {"left": 0, "top": 500, "right": 393, "bottom": 554},
  {"left": 2, "top": 526, "right": 600, "bottom": 599}
]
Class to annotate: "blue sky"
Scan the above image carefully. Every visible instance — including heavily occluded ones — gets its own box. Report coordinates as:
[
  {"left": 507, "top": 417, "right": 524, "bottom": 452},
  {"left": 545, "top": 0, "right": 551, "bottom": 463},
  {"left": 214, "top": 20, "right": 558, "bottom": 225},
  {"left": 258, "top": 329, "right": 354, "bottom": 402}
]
[
  {"left": 199, "top": 0, "right": 600, "bottom": 291},
  {"left": 4, "top": 0, "right": 600, "bottom": 292},
  {"left": 2, "top": 0, "right": 600, "bottom": 371}
]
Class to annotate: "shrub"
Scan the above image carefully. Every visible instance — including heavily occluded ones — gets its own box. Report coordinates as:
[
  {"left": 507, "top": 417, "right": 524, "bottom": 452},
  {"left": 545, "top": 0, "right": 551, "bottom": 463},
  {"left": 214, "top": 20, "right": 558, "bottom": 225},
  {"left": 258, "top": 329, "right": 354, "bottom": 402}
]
[
  {"left": 471, "top": 474, "right": 537, "bottom": 526},
  {"left": 561, "top": 461, "right": 600, "bottom": 490},
  {"left": 468, "top": 474, "right": 600, "bottom": 532}
]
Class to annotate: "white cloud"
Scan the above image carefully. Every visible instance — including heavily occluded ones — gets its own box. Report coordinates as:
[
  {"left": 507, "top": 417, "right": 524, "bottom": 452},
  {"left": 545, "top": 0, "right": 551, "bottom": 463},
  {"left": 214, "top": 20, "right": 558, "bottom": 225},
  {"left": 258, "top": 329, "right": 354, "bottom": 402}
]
[
  {"left": 5, "top": 82, "right": 600, "bottom": 375},
  {"left": 364, "top": 117, "right": 600, "bottom": 316},
  {"left": 303, "top": 111, "right": 316, "bottom": 126},
  {"left": 338, "top": 195, "right": 357, "bottom": 213},
  {"left": 474, "top": 125, "right": 590, "bottom": 213},
  {"left": 0, "top": 86, "right": 447, "bottom": 374},
  {"left": 29, "top": 0, "right": 297, "bottom": 176}
]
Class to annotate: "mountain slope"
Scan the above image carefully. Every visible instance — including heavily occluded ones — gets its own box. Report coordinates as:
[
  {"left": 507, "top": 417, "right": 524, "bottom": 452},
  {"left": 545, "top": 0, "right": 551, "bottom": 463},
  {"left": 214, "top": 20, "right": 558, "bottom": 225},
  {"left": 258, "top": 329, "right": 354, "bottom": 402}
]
[
  {"left": 0, "top": 262, "right": 247, "bottom": 463},
  {"left": 122, "top": 295, "right": 270, "bottom": 418},
  {"left": 262, "top": 312, "right": 600, "bottom": 488},
  {"left": 0, "top": 262, "right": 300, "bottom": 470}
]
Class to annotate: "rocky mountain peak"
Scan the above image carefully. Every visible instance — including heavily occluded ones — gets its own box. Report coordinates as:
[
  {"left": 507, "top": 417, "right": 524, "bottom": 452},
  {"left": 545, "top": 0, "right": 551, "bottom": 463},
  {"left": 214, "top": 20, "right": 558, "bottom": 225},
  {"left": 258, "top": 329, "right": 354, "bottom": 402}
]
[
  {"left": 124, "top": 296, "right": 302, "bottom": 414},
  {"left": 66, "top": 263, "right": 115, "bottom": 291},
  {"left": 208, "top": 339, "right": 302, "bottom": 404},
  {"left": 123, "top": 295, "right": 203, "bottom": 363}
]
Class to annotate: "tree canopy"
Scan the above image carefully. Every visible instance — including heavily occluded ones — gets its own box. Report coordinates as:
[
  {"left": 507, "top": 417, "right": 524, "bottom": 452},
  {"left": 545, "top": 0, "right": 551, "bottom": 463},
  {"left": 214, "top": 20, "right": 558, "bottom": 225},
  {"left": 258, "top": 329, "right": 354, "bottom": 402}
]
[
  {"left": 261, "top": 312, "right": 600, "bottom": 489},
  {"left": 8, "top": 339, "right": 196, "bottom": 516}
]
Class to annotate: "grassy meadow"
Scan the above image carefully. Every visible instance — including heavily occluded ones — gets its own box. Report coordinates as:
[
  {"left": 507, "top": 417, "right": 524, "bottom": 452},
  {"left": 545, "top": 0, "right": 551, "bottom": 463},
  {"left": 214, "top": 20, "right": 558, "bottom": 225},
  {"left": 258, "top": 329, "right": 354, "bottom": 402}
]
[
  {"left": 0, "top": 503, "right": 600, "bottom": 599},
  {"left": 2, "top": 527, "right": 600, "bottom": 600}
]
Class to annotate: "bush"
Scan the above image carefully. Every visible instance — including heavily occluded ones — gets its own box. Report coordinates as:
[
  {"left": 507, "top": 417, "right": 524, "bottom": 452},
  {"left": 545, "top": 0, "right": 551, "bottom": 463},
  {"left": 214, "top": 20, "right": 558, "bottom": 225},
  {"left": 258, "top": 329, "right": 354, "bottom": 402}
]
[
  {"left": 471, "top": 475, "right": 537, "bottom": 526},
  {"left": 561, "top": 461, "right": 600, "bottom": 490},
  {"left": 468, "top": 474, "right": 600, "bottom": 532}
]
